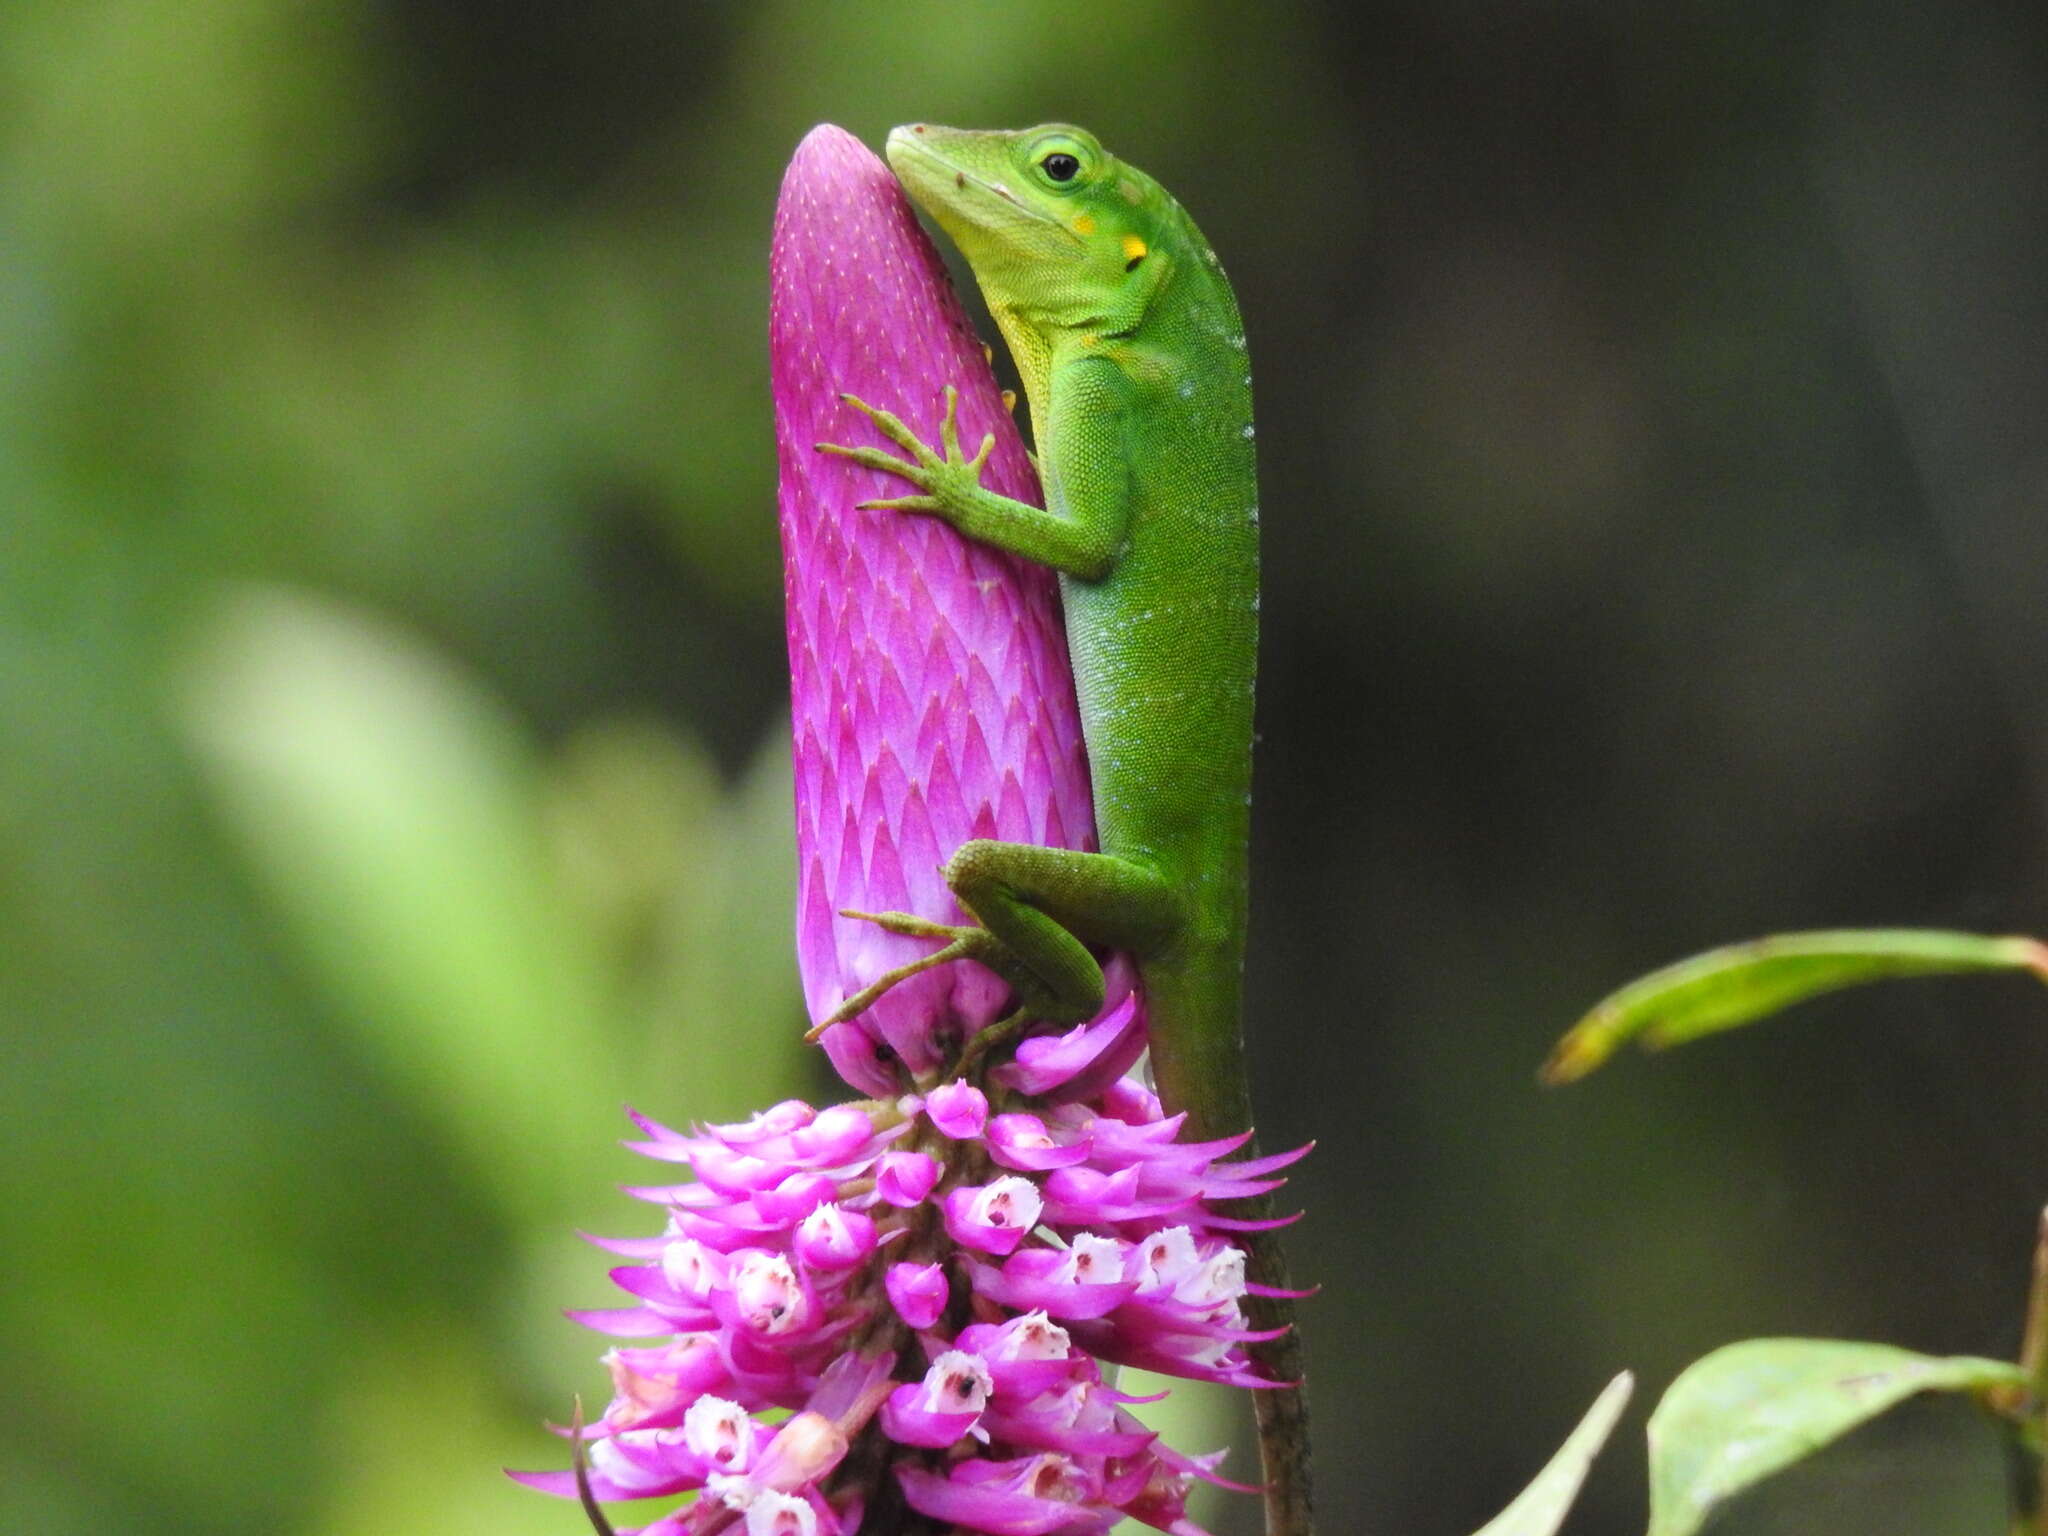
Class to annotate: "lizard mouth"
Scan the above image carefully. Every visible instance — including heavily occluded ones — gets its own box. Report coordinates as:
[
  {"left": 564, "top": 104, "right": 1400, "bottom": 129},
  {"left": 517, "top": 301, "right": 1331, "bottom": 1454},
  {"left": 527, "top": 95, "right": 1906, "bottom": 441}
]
[{"left": 886, "top": 127, "right": 1084, "bottom": 246}]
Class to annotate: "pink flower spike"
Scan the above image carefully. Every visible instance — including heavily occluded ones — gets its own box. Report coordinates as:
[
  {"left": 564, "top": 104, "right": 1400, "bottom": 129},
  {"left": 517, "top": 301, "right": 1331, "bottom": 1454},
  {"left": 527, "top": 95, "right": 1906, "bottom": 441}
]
[
  {"left": 713, "top": 1100, "right": 817, "bottom": 1145},
  {"left": 885, "top": 1260, "right": 949, "bottom": 1329},
  {"left": 529, "top": 126, "right": 1313, "bottom": 1536},
  {"left": 943, "top": 1176, "right": 1044, "bottom": 1256},
  {"left": 926, "top": 1078, "right": 990, "bottom": 1139}
]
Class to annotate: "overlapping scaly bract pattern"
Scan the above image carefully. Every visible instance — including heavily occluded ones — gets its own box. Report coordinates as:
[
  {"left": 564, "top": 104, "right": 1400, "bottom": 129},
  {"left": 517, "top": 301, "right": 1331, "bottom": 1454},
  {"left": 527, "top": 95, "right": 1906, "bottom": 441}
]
[
  {"left": 518, "top": 124, "right": 1305, "bottom": 1536},
  {"left": 771, "top": 123, "right": 1118, "bottom": 1093}
]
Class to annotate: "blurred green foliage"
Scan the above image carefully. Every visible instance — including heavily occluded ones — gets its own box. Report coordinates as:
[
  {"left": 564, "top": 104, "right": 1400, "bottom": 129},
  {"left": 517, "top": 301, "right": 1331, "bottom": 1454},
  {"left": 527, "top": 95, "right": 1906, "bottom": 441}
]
[{"left": 5, "top": 3, "right": 2047, "bottom": 1534}]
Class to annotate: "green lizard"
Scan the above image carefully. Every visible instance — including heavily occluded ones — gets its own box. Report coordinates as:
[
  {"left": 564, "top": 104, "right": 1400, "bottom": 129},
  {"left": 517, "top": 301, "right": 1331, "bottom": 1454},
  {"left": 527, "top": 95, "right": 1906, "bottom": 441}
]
[{"left": 815, "top": 122, "right": 1310, "bottom": 1534}]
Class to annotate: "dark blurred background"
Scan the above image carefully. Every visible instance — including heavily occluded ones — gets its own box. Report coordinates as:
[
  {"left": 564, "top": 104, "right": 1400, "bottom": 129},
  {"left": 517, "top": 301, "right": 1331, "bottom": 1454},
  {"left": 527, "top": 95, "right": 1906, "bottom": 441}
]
[{"left": 5, "top": 3, "right": 2047, "bottom": 1533}]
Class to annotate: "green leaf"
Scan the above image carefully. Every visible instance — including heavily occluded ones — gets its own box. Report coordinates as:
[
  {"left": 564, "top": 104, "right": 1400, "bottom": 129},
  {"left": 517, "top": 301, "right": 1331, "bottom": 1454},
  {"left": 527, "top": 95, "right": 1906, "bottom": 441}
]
[
  {"left": 180, "top": 584, "right": 623, "bottom": 1223},
  {"left": 1542, "top": 929, "right": 2048, "bottom": 1083},
  {"left": 1473, "top": 1373, "right": 1634, "bottom": 1536},
  {"left": 1645, "top": 1338, "right": 2027, "bottom": 1536}
]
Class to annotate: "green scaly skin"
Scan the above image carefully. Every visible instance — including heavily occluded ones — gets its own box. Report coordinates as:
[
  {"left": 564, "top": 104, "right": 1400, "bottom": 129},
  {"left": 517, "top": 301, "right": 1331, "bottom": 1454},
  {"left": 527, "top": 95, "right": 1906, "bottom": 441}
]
[{"left": 816, "top": 123, "right": 1310, "bottom": 1536}]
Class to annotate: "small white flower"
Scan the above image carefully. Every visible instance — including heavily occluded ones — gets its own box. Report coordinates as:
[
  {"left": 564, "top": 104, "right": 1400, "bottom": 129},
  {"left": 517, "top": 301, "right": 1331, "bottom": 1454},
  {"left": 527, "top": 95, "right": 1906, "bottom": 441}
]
[
  {"left": 732, "top": 1251, "right": 808, "bottom": 1335},
  {"left": 1174, "top": 1246, "right": 1246, "bottom": 1309},
  {"left": 919, "top": 1350, "right": 994, "bottom": 1415},
  {"left": 682, "top": 1395, "right": 752, "bottom": 1471},
  {"left": 798, "top": 1202, "right": 849, "bottom": 1249},
  {"left": 1132, "top": 1226, "right": 1198, "bottom": 1291},
  {"left": 969, "top": 1175, "right": 1043, "bottom": 1233},
  {"left": 661, "top": 1236, "right": 720, "bottom": 1296},
  {"left": 1052, "top": 1232, "right": 1125, "bottom": 1286},
  {"left": 987, "top": 1309, "right": 1071, "bottom": 1362},
  {"left": 744, "top": 1489, "right": 817, "bottom": 1536}
]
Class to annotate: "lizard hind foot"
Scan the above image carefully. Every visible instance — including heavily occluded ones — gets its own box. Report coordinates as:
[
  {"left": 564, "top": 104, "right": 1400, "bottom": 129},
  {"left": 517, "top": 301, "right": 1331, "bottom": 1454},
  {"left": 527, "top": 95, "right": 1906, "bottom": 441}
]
[{"left": 804, "top": 909, "right": 995, "bottom": 1037}]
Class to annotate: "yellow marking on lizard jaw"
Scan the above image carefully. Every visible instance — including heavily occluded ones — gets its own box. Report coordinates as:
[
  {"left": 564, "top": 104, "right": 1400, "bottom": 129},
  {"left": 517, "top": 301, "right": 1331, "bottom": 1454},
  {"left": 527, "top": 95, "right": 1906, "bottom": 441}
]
[
  {"left": 1121, "top": 235, "right": 1148, "bottom": 263},
  {"left": 1072, "top": 213, "right": 1097, "bottom": 236}
]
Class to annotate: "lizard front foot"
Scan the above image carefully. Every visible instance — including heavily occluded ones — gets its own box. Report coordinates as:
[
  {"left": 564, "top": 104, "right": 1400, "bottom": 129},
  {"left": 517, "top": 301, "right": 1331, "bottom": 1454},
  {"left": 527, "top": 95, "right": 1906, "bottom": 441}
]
[{"left": 814, "top": 384, "right": 996, "bottom": 516}]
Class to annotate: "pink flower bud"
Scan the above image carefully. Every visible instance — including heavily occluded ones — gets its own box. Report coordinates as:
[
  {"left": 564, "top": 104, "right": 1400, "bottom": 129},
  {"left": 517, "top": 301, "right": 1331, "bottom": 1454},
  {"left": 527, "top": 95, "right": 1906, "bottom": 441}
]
[
  {"left": 754, "top": 1170, "right": 838, "bottom": 1225},
  {"left": 751, "top": 1410, "right": 848, "bottom": 1492},
  {"left": 884, "top": 1260, "right": 948, "bottom": 1329},
  {"left": 873, "top": 1150, "right": 939, "bottom": 1207},
  {"left": 984, "top": 1111, "right": 1089, "bottom": 1171},
  {"left": 790, "top": 1104, "right": 874, "bottom": 1162},
  {"left": 794, "top": 1203, "right": 876, "bottom": 1271},
  {"left": 718, "top": 1100, "right": 816, "bottom": 1144},
  {"left": 942, "top": 1176, "right": 1043, "bottom": 1256},
  {"left": 924, "top": 1078, "right": 989, "bottom": 1139}
]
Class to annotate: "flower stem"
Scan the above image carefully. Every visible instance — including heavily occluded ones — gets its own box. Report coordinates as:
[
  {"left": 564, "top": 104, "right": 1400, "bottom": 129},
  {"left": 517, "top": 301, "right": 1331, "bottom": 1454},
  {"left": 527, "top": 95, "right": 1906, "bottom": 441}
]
[
  {"left": 568, "top": 1397, "right": 620, "bottom": 1536},
  {"left": 1242, "top": 1224, "right": 1315, "bottom": 1536},
  {"left": 2019, "top": 1207, "right": 2048, "bottom": 1536}
]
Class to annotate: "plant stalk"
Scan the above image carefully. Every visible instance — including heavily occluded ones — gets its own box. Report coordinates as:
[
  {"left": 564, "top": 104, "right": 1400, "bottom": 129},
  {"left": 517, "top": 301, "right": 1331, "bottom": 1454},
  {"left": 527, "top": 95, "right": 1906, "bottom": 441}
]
[{"left": 2016, "top": 1208, "right": 2048, "bottom": 1535}]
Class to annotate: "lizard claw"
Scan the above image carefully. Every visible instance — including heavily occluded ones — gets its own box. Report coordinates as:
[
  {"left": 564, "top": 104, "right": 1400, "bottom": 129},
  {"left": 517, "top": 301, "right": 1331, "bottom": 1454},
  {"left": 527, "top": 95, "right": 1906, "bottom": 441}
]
[
  {"left": 856, "top": 495, "right": 945, "bottom": 513},
  {"left": 837, "top": 392, "right": 940, "bottom": 465}
]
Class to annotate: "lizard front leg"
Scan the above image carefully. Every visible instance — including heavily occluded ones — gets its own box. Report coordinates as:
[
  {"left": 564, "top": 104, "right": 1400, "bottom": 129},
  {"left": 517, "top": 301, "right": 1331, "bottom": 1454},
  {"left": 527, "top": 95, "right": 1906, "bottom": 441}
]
[{"left": 815, "top": 378, "right": 1127, "bottom": 581}]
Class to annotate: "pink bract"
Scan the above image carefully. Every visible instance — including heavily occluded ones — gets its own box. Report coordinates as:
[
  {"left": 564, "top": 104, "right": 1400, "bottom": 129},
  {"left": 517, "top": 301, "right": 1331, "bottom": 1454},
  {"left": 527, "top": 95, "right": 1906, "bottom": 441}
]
[{"left": 771, "top": 121, "right": 1123, "bottom": 1090}]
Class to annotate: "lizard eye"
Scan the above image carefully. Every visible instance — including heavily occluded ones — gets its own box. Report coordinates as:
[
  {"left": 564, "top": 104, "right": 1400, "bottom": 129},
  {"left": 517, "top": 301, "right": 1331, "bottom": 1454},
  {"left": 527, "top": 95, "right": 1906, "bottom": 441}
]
[{"left": 1040, "top": 152, "right": 1081, "bottom": 183}]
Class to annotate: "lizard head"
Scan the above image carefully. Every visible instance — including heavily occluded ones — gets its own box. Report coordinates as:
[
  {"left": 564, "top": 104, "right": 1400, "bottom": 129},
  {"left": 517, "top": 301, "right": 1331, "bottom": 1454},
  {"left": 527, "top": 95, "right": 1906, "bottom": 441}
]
[{"left": 885, "top": 122, "right": 1172, "bottom": 344}]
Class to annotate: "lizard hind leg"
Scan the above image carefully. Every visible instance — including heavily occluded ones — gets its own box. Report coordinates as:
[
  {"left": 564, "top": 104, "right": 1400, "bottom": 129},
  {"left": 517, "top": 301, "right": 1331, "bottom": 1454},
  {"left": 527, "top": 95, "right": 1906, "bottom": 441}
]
[
  {"left": 806, "top": 911, "right": 999, "bottom": 1038},
  {"left": 807, "top": 902, "right": 1085, "bottom": 1041},
  {"left": 808, "top": 839, "right": 1181, "bottom": 1041}
]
